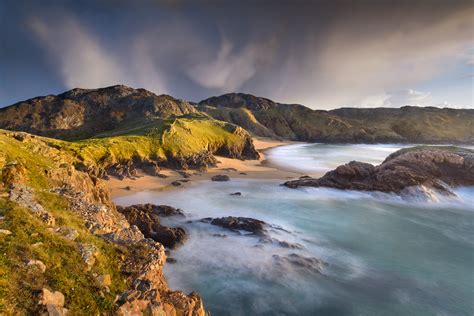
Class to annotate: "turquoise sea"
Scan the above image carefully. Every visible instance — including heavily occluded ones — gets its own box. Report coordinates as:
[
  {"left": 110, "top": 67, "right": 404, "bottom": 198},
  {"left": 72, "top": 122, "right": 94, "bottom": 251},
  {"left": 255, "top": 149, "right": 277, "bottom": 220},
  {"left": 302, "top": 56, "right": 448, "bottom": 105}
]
[{"left": 115, "top": 144, "right": 474, "bottom": 316}]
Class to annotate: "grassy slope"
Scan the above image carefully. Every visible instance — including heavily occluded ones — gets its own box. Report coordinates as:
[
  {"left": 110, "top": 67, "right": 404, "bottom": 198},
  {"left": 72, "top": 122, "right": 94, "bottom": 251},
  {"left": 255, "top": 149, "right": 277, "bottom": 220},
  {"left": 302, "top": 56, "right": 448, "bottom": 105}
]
[
  {"left": 0, "top": 134, "right": 126, "bottom": 314},
  {"left": 0, "top": 114, "right": 254, "bottom": 176},
  {"left": 198, "top": 105, "right": 276, "bottom": 138}
]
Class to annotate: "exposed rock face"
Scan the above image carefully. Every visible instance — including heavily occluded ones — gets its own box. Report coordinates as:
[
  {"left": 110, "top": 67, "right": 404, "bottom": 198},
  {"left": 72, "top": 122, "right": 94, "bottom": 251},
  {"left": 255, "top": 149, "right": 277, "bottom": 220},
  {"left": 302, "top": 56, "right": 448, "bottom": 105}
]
[
  {"left": 284, "top": 147, "right": 474, "bottom": 197},
  {"left": 38, "top": 288, "right": 69, "bottom": 315},
  {"left": 0, "top": 85, "right": 197, "bottom": 140},
  {"left": 9, "top": 184, "right": 56, "bottom": 226},
  {"left": 199, "top": 93, "right": 474, "bottom": 144},
  {"left": 117, "top": 204, "right": 187, "bottom": 249},
  {"left": 201, "top": 216, "right": 267, "bottom": 235}
]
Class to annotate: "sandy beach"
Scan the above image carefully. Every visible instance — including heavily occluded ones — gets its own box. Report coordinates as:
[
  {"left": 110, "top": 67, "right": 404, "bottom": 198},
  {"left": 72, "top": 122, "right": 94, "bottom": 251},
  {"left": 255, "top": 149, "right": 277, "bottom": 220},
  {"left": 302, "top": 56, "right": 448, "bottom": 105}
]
[{"left": 106, "top": 138, "right": 304, "bottom": 198}]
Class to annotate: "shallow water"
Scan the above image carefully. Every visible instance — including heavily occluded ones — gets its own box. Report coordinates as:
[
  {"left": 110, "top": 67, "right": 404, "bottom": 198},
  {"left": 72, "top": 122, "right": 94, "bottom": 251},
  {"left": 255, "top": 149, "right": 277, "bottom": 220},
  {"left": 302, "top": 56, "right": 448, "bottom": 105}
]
[
  {"left": 266, "top": 143, "right": 407, "bottom": 174},
  {"left": 115, "top": 145, "right": 474, "bottom": 316}
]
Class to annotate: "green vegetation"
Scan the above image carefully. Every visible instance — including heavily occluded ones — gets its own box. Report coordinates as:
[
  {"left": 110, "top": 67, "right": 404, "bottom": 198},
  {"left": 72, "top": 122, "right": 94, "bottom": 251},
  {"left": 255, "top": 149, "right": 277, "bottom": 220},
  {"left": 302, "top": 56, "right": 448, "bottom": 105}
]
[
  {"left": 0, "top": 114, "right": 255, "bottom": 178},
  {"left": 59, "top": 115, "right": 253, "bottom": 169},
  {"left": 0, "top": 198, "right": 126, "bottom": 314},
  {"left": 0, "top": 132, "right": 127, "bottom": 313}
]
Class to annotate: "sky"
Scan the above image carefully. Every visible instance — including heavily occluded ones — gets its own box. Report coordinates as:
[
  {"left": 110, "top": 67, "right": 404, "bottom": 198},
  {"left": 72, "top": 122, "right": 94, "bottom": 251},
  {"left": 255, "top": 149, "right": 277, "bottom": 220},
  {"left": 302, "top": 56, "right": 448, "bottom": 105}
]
[{"left": 1, "top": 0, "right": 473, "bottom": 109}]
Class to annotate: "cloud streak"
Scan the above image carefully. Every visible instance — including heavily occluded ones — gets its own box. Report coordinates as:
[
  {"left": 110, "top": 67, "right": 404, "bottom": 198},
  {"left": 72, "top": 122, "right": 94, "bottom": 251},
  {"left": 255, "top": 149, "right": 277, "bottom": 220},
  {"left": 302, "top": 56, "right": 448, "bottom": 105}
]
[
  {"left": 186, "top": 37, "right": 277, "bottom": 92},
  {"left": 30, "top": 17, "right": 125, "bottom": 90}
]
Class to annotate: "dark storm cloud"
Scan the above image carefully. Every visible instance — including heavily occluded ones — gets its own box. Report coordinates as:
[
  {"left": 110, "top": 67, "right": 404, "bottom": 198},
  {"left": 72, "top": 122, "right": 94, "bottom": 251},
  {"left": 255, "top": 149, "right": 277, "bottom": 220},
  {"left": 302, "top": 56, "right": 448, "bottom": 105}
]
[{"left": 1, "top": 0, "right": 472, "bottom": 108}]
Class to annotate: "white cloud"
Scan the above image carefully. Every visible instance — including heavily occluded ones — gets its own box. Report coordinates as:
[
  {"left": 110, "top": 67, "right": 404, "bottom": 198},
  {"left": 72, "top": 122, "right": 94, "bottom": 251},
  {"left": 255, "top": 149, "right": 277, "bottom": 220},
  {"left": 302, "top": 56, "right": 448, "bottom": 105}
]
[
  {"left": 30, "top": 18, "right": 125, "bottom": 89},
  {"left": 357, "top": 89, "right": 434, "bottom": 108},
  {"left": 382, "top": 89, "right": 432, "bottom": 107},
  {"left": 186, "top": 38, "right": 276, "bottom": 92},
  {"left": 29, "top": 16, "right": 172, "bottom": 94}
]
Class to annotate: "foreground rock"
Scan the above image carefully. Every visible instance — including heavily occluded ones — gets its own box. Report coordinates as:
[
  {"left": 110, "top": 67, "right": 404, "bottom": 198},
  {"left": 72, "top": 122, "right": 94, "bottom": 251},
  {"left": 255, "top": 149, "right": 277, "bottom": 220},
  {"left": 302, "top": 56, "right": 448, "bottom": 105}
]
[
  {"left": 284, "top": 147, "right": 474, "bottom": 198},
  {"left": 38, "top": 288, "right": 69, "bottom": 315},
  {"left": 201, "top": 216, "right": 266, "bottom": 235},
  {"left": 117, "top": 204, "right": 187, "bottom": 249}
]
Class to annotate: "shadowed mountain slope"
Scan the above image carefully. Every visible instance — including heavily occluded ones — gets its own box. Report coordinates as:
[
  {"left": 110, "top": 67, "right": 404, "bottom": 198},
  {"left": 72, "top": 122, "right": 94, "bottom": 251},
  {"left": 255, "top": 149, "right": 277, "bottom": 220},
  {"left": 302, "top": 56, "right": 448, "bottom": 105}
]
[{"left": 199, "top": 93, "right": 474, "bottom": 144}]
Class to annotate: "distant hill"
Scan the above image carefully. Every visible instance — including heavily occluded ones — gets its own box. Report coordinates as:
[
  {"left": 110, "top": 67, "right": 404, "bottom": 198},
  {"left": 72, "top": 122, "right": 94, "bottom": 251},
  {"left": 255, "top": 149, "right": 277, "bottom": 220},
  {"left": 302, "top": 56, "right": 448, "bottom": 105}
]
[{"left": 198, "top": 93, "right": 474, "bottom": 144}]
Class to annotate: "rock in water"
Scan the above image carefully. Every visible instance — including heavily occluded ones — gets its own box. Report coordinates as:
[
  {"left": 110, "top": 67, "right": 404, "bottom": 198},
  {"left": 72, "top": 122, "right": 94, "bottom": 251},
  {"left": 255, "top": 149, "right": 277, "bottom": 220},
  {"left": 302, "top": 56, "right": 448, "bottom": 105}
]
[
  {"left": 273, "top": 253, "right": 326, "bottom": 274},
  {"left": 201, "top": 216, "right": 266, "bottom": 235},
  {"left": 284, "top": 147, "right": 474, "bottom": 199},
  {"left": 117, "top": 204, "right": 187, "bottom": 249},
  {"left": 211, "top": 174, "right": 230, "bottom": 182}
]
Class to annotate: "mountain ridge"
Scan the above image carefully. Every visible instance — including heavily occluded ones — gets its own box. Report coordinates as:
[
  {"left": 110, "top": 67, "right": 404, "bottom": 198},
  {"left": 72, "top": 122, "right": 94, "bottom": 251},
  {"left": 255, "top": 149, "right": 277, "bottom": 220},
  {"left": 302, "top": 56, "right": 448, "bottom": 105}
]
[
  {"left": 199, "top": 92, "right": 474, "bottom": 144},
  {"left": 1, "top": 86, "right": 472, "bottom": 144}
]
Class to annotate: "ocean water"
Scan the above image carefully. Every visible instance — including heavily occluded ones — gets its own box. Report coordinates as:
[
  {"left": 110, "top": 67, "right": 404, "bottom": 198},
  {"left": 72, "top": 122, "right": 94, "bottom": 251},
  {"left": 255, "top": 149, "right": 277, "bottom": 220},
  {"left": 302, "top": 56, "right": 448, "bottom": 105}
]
[
  {"left": 115, "top": 145, "right": 474, "bottom": 316},
  {"left": 266, "top": 143, "right": 408, "bottom": 174}
]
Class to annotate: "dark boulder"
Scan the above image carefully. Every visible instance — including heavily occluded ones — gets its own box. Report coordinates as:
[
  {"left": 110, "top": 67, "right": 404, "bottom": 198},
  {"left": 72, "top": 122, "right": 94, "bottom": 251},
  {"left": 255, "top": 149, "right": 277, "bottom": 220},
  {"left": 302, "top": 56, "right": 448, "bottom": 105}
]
[
  {"left": 201, "top": 216, "right": 266, "bottom": 235},
  {"left": 211, "top": 174, "right": 230, "bottom": 182},
  {"left": 117, "top": 204, "right": 186, "bottom": 249}
]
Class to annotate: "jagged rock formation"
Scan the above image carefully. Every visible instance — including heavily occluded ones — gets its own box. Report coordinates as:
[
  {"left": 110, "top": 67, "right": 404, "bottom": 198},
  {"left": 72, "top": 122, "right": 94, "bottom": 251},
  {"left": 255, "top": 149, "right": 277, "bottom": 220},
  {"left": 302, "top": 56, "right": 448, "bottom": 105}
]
[
  {"left": 0, "top": 85, "right": 197, "bottom": 140},
  {"left": 117, "top": 204, "right": 187, "bottom": 249},
  {"left": 284, "top": 146, "right": 474, "bottom": 199},
  {"left": 199, "top": 93, "right": 474, "bottom": 144}
]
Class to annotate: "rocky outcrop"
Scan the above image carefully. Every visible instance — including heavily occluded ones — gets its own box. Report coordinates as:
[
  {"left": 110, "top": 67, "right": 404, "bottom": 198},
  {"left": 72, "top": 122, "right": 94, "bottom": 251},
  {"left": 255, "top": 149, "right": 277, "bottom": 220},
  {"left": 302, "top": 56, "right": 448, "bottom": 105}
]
[
  {"left": 9, "top": 184, "right": 56, "bottom": 226},
  {"left": 117, "top": 204, "right": 187, "bottom": 249},
  {"left": 284, "top": 147, "right": 474, "bottom": 198}
]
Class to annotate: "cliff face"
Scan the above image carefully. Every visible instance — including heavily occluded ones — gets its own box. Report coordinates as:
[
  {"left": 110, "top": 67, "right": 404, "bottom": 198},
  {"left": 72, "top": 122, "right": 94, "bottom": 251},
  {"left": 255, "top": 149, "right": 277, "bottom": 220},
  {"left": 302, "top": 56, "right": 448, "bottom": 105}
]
[
  {"left": 0, "top": 85, "right": 197, "bottom": 140},
  {"left": 0, "top": 130, "right": 207, "bottom": 315},
  {"left": 199, "top": 93, "right": 474, "bottom": 144}
]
